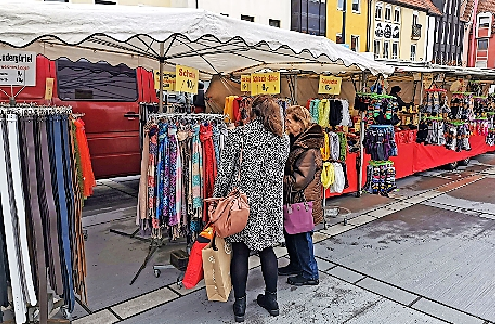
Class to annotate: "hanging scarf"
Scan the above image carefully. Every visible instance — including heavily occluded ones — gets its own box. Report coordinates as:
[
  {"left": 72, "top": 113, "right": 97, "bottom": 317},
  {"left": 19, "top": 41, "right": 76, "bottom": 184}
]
[
  {"left": 191, "top": 124, "right": 203, "bottom": 209},
  {"left": 310, "top": 99, "right": 320, "bottom": 124},
  {"left": 147, "top": 125, "right": 158, "bottom": 225},
  {"left": 321, "top": 162, "right": 335, "bottom": 189},
  {"left": 321, "top": 132, "right": 330, "bottom": 161},
  {"left": 318, "top": 99, "right": 331, "bottom": 127},
  {"left": 167, "top": 125, "right": 179, "bottom": 227}
]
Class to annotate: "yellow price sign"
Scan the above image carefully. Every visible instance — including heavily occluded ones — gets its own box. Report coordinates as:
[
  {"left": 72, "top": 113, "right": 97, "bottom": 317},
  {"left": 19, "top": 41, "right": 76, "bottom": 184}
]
[
  {"left": 241, "top": 75, "right": 251, "bottom": 92},
  {"left": 175, "top": 65, "right": 199, "bottom": 94},
  {"left": 318, "top": 76, "right": 342, "bottom": 95},
  {"left": 154, "top": 71, "right": 176, "bottom": 91},
  {"left": 251, "top": 72, "right": 280, "bottom": 95},
  {"left": 44, "top": 77, "right": 54, "bottom": 100}
]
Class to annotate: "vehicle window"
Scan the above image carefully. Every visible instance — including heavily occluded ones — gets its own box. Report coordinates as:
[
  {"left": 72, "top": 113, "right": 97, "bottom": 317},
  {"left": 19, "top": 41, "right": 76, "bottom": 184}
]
[{"left": 56, "top": 59, "right": 138, "bottom": 101}]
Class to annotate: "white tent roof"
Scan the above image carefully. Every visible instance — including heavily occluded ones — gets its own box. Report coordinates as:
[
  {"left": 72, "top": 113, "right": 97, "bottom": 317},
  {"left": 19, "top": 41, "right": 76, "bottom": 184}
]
[{"left": 0, "top": 1, "right": 394, "bottom": 76}]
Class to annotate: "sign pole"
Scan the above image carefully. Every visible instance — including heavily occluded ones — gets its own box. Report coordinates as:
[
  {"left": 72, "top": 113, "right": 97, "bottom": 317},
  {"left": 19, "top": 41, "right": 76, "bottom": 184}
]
[
  {"left": 357, "top": 72, "right": 367, "bottom": 198},
  {"left": 159, "top": 42, "right": 165, "bottom": 113},
  {"left": 419, "top": 72, "right": 423, "bottom": 122}
]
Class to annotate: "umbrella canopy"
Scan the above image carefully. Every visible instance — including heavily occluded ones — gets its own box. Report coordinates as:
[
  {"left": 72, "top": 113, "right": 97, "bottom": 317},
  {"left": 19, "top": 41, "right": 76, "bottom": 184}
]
[{"left": 0, "top": 1, "right": 394, "bottom": 76}]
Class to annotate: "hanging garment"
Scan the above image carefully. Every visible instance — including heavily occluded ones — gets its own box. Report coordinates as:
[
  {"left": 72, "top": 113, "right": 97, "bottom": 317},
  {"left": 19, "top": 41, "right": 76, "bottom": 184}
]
[
  {"left": 0, "top": 207, "right": 8, "bottom": 308},
  {"left": 177, "top": 126, "right": 191, "bottom": 226},
  {"left": 138, "top": 127, "right": 151, "bottom": 226},
  {"left": 200, "top": 124, "right": 217, "bottom": 222},
  {"left": 310, "top": 99, "right": 320, "bottom": 124},
  {"left": 321, "top": 162, "right": 335, "bottom": 189},
  {"left": 147, "top": 126, "right": 158, "bottom": 225},
  {"left": 156, "top": 123, "right": 170, "bottom": 226},
  {"left": 0, "top": 116, "right": 27, "bottom": 324},
  {"left": 340, "top": 100, "right": 352, "bottom": 127},
  {"left": 19, "top": 116, "right": 49, "bottom": 324},
  {"left": 337, "top": 132, "right": 347, "bottom": 161},
  {"left": 318, "top": 99, "right": 331, "bottom": 127},
  {"left": 329, "top": 100, "right": 343, "bottom": 127},
  {"left": 321, "top": 132, "right": 330, "bottom": 161},
  {"left": 192, "top": 124, "right": 203, "bottom": 209},
  {"left": 330, "top": 132, "right": 340, "bottom": 161},
  {"left": 167, "top": 125, "right": 179, "bottom": 227},
  {"left": 330, "top": 163, "right": 345, "bottom": 193},
  {"left": 212, "top": 124, "right": 220, "bottom": 167},
  {"left": 74, "top": 118, "right": 96, "bottom": 198}
]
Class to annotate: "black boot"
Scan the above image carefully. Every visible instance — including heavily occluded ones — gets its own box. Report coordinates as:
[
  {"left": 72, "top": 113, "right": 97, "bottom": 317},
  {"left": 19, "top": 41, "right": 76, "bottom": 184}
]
[
  {"left": 256, "top": 291, "right": 279, "bottom": 317},
  {"left": 233, "top": 295, "right": 246, "bottom": 322}
]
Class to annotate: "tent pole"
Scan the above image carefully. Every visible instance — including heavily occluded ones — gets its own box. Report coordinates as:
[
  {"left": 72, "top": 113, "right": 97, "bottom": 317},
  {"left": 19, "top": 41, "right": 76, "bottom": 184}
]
[
  {"left": 159, "top": 42, "right": 165, "bottom": 113},
  {"left": 294, "top": 75, "right": 298, "bottom": 104},
  {"left": 357, "top": 71, "right": 367, "bottom": 198},
  {"left": 419, "top": 72, "right": 423, "bottom": 122}
]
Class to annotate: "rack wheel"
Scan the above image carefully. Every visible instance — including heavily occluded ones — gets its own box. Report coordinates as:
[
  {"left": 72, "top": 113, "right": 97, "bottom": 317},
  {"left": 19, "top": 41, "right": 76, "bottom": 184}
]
[{"left": 154, "top": 269, "right": 161, "bottom": 278}]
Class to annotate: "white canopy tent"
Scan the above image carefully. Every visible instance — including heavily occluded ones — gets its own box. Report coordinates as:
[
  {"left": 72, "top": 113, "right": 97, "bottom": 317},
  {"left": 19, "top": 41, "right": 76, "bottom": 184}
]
[{"left": 1, "top": 1, "right": 393, "bottom": 77}]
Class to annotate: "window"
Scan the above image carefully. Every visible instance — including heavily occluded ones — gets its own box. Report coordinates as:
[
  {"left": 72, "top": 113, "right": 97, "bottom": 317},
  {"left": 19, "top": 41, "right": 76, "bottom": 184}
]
[
  {"left": 337, "top": 0, "right": 345, "bottom": 10},
  {"left": 336, "top": 33, "right": 344, "bottom": 44},
  {"left": 269, "top": 19, "right": 281, "bottom": 27},
  {"left": 352, "top": 0, "right": 360, "bottom": 12},
  {"left": 394, "top": 8, "right": 400, "bottom": 23},
  {"left": 56, "top": 59, "right": 138, "bottom": 101},
  {"left": 410, "top": 44, "right": 417, "bottom": 61},
  {"left": 241, "top": 14, "right": 255, "bottom": 22},
  {"left": 383, "top": 41, "right": 390, "bottom": 59},
  {"left": 375, "top": 2, "right": 383, "bottom": 20},
  {"left": 412, "top": 11, "right": 419, "bottom": 25},
  {"left": 385, "top": 5, "right": 391, "bottom": 21},
  {"left": 476, "top": 60, "right": 488, "bottom": 67},
  {"left": 351, "top": 35, "right": 359, "bottom": 51},
  {"left": 478, "top": 39, "right": 489, "bottom": 50},
  {"left": 479, "top": 16, "right": 490, "bottom": 28},
  {"left": 95, "top": 0, "right": 116, "bottom": 4},
  {"left": 392, "top": 41, "right": 399, "bottom": 59},
  {"left": 374, "top": 40, "right": 382, "bottom": 58},
  {"left": 291, "top": 0, "right": 326, "bottom": 36}
]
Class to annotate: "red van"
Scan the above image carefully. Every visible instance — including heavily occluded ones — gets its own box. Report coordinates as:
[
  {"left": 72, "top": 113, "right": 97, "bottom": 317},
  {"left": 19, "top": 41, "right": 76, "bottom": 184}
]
[{"left": 0, "top": 54, "right": 157, "bottom": 179}]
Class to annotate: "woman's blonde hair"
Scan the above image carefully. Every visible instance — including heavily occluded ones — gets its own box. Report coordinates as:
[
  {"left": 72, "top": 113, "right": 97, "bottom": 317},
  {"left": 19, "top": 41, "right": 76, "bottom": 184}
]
[{"left": 286, "top": 105, "right": 312, "bottom": 131}]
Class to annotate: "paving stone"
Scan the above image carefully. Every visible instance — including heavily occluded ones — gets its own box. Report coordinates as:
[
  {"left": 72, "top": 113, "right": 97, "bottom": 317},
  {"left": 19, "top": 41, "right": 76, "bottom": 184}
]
[
  {"left": 368, "top": 208, "right": 394, "bottom": 218},
  {"left": 273, "top": 245, "right": 287, "bottom": 258},
  {"left": 312, "top": 231, "right": 331, "bottom": 243},
  {"left": 72, "top": 309, "right": 118, "bottom": 324},
  {"left": 169, "top": 279, "right": 205, "bottom": 296},
  {"left": 412, "top": 298, "right": 485, "bottom": 324},
  {"left": 386, "top": 201, "right": 414, "bottom": 212},
  {"left": 357, "top": 277, "right": 418, "bottom": 306},
  {"left": 347, "top": 215, "right": 375, "bottom": 227},
  {"left": 248, "top": 255, "right": 260, "bottom": 269},
  {"left": 111, "top": 288, "right": 178, "bottom": 319},
  {"left": 320, "top": 224, "right": 354, "bottom": 236},
  {"left": 326, "top": 266, "right": 364, "bottom": 283},
  {"left": 315, "top": 256, "right": 335, "bottom": 271}
]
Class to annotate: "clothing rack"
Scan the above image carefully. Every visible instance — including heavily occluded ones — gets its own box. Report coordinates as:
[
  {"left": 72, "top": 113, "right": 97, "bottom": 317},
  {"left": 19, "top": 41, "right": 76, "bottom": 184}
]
[{"left": 0, "top": 104, "right": 92, "bottom": 323}]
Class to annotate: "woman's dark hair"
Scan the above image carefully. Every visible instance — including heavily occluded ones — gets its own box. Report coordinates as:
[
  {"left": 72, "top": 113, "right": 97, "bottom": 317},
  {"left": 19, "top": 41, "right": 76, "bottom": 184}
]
[{"left": 250, "top": 96, "right": 284, "bottom": 137}]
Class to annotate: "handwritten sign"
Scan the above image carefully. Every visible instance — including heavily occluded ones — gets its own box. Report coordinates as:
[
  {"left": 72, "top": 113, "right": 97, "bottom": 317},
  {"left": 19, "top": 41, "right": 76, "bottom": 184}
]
[
  {"left": 318, "top": 76, "right": 342, "bottom": 95},
  {"left": 251, "top": 72, "right": 280, "bottom": 95},
  {"left": 154, "top": 71, "right": 176, "bottom": 91},
  {"left": 44, "top": 78, "right": 54, "bottom": 100},
  {"left": 0, "top": 50, "right": 36, "bottom": 86},
  {"left": 175, "top": 65, "right": 199, "bottom": 94},
  {"left": 241, "top": 75, "right": 251, "bottom": 92}
]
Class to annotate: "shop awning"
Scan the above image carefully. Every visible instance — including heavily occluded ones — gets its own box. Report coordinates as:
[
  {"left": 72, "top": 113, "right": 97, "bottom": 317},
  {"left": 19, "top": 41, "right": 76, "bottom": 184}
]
[{"left": 0, "top": 1, "right": 394, "bottom": 76}]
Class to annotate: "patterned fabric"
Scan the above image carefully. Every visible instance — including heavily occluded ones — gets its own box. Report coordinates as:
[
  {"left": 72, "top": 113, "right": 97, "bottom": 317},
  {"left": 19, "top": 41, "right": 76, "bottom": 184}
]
[
  {"left": 156, "top": 123, "right": 170, "bottom": 227},
  {"left": 212, "top": 124, "right": 220, "bottom": 167},
  {"left": 201, "top": 123, "right": 217, "bottom": 221},
  {"left": 192, "top": 124, "right": 203, "bottom": 209},
  {"left": 318, "top": 99, "right": 330, "bottom": 127},
  {"left": 147, "top": 126, "right": 158, "bottom": 225},
  {"left": 168, "top": 125, "right": 179, "bottom": 227},
  {"left": 213, "top": 120, "right": 290, "bottom": 251}
]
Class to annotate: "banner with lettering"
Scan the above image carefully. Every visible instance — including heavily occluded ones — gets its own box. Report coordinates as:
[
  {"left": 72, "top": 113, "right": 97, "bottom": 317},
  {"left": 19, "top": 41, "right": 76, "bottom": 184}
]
[
  {"left": 175, "top": 65, "right": 199, "bottom": 94},
  {"left": 0, "top": 50, "right": 36, "bottom": 86},
  {"left": 154, "top": 71, "right": 176, "bottom": 91},
  {"left": 251, "top": 72, "right": 280, "bottom": 95},
  {"left": 318, "top": 76, "right": 342, "bottom": 95}
]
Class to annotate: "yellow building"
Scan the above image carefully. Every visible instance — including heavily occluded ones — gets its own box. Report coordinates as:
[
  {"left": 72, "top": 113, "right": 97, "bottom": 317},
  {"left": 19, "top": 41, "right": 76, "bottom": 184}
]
[
  {"left": 326, "top": 0, "right": 369, "bottom": 52},
  {"left": 369, "top": 0, "right": 440, "bottom": 61}
]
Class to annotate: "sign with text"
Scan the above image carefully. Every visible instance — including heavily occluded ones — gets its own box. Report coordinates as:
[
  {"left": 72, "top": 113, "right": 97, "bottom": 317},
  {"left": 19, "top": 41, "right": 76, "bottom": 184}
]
[
  {"left": 241, "top": 75, "right": 251, "bottom": 92},
  {"left": 0, "top": 50, "right": 36, "bottom": 86},
  {"left": 251, "top": 72, "right": 280, "bottom": 95},
  {"left": 175, "top": 65, "right": 199, "bottom": 94},
  {"left": 154, "top": 71, "right": 176, "bottom": 91},
  {"left": 318, "top": 76, "right": 342, "bottom": 95}
]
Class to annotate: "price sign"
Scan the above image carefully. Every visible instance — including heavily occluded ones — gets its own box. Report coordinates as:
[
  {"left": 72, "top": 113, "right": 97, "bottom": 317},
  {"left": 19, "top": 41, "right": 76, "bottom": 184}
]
[
  {"left": 318, "top": 76, "right": 342, "bottom": 95},
  {"left": 423, "top": 73, "right": 434, "bottom": 89},
  {"left": 44, "top": 78, "right": 54, "bottom": 100},
  {"left": 154, "top": 71, "right": 176, "bottom": 91},
  {"left": 241, "top": 75, "right": 251, "bottom": 92},
  {"left": 251, "top": 72, "right": 280, "bottom": 95},
  {"left": 0, "top": 50, "right": 36, "bottom": 86},
  {"left": 175, "top": 65, "right": 199, "bottom": 94}
]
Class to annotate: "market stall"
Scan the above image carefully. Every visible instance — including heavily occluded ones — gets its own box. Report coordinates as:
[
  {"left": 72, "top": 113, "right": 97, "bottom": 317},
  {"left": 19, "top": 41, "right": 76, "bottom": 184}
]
[{"left": 0, "top": 1, "right": 394, "bottom": 322}]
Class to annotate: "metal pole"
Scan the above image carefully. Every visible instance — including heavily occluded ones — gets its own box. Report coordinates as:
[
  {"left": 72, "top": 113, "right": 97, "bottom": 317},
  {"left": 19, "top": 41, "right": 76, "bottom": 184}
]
[
  {"left": 419, "top": 72, "right": 423, "bottom": 122},
  {"left": 357, "top": 71, "right": 367, "bottom": 198},
  {"left": 294, "top": 75, "right": 298, "bottom": 104},
  {"left": 159, "top": 42, "right": 165, "bottom": 113}
]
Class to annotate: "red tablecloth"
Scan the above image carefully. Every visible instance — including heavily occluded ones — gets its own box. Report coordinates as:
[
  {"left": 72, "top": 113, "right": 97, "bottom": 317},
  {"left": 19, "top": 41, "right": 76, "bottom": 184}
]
[{"left": 326, "top": 134, "right": 494, "bottom": 197}]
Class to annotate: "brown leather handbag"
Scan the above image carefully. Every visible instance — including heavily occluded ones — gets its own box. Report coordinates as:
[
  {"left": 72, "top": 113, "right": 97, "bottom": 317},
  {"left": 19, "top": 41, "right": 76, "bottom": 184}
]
[{"left": 205, "top": 136, "right": 250, "bottom": 238}]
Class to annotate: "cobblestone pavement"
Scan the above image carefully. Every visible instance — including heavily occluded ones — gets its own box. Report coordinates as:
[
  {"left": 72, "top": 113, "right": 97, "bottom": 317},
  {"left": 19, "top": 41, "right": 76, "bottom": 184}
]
[{"left": 4, "top": 155, "right": 494, "bottom": 323}]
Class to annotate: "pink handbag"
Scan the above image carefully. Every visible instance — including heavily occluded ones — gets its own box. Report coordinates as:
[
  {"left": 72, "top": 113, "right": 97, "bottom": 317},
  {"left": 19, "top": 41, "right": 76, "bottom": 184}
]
[{"left": 283, "top": 201, "right": 314, "bottom": 234}]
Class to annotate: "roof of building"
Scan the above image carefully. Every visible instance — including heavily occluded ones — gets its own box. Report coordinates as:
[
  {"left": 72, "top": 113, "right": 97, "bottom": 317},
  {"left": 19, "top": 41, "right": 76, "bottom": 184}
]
[
  {"left": 386, "top": 0, "right": 442, "bottom": 15},
  {"left": 462, "top": 0, "right": 495, "bottom": 23}
]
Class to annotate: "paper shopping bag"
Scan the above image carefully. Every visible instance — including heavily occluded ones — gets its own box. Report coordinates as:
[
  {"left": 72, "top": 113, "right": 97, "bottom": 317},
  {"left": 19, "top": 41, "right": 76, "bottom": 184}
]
[{"left": 202, "top": 236, "right": 232, "bottom": 302}]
